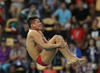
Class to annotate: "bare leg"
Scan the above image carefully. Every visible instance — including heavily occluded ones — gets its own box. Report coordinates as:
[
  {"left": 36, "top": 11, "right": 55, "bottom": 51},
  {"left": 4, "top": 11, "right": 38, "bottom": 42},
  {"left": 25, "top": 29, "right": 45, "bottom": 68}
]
[
  {"left": 40, "top": 35, "right": 85, "bottom": 65},
  {"left": 40, "top": 35, "right": 59, "bottom": 64},
  {"left": 53, "top": 35, "right": 85, "bottom": 64}
]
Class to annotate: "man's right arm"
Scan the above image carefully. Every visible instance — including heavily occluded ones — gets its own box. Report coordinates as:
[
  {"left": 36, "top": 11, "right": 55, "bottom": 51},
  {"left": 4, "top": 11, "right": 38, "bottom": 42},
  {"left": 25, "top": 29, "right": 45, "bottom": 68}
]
[{"left": 30, "top": 31, "right": 62, "bottom": 50}]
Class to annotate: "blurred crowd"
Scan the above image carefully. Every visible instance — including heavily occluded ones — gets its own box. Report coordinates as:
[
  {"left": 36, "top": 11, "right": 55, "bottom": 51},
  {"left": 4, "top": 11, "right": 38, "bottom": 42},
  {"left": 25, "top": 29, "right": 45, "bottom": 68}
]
[{"left": 0, "top": 0, "right": 100, "bottom": 73}]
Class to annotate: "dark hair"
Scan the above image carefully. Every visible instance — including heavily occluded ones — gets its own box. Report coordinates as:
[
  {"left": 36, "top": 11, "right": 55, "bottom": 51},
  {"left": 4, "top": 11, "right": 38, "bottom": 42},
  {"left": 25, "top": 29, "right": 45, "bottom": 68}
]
[{"left": 27, "top": 16, "right": 39, "bottom": 28}]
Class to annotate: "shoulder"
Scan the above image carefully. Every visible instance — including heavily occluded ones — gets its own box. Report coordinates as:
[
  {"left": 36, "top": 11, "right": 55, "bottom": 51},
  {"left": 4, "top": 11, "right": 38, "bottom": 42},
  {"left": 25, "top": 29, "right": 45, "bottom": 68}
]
[{"left": 28, "top": 30, "right": 41, "bottom": 37}]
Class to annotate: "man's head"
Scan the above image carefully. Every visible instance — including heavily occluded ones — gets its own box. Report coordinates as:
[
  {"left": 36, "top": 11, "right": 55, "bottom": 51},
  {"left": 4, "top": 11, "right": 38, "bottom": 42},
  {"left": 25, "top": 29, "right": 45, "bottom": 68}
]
[
  {"left": 77, "top": 1, "right": 84, "bottom": 9},
  {"left": 27, "top": 16, "right": 43, "bottom": 30},
  {"left": 29, "top": 3, "right": 36, "bottom": 11},
  {"left": 92, "top": 18, "right": 98, "bottom": 28},
  {"left": 60, "top": 2, "right": 66, "bottom": 10},
  {"left": 69, "top": 41, "right": 76, "bottom": 50},
  {"left": 74, "top": 22, "right": 80, "bottom": 29}
]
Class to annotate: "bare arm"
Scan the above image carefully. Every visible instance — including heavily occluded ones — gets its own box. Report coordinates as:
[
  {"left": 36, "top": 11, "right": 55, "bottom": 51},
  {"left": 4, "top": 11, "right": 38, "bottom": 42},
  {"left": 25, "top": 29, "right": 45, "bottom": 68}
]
[
  {"left": 30, "top": 30, "right": 61, "bottom": 50},
  {"left": 52, "top": 14, "right": 58, "bottom": 23}
]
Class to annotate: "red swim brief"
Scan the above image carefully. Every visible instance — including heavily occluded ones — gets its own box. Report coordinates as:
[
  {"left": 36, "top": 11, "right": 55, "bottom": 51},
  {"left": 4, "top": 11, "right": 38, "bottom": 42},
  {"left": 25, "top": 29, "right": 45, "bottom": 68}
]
[{"left": 37, "top": 55, "right": 48, "bottom": 66}]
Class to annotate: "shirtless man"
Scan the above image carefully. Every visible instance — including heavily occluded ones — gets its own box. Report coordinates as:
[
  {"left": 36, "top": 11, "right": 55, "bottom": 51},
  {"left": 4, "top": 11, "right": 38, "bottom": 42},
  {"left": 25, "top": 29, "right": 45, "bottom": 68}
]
[{"left": 26, "top": 16, "right": 85, "bottom": 66}]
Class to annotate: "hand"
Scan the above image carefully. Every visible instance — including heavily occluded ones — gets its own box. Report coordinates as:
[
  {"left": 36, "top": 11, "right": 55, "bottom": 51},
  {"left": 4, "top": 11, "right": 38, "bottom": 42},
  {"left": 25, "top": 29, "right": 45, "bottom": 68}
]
[{"left": 58, "top": 41, "right": 66, "bottom": 48}]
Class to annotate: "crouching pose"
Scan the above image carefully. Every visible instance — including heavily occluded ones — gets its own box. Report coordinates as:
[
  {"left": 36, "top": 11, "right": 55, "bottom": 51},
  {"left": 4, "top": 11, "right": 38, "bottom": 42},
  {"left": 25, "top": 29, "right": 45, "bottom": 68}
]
[{"left": 26, "top": 16, "right": 85, "bottom": 66}]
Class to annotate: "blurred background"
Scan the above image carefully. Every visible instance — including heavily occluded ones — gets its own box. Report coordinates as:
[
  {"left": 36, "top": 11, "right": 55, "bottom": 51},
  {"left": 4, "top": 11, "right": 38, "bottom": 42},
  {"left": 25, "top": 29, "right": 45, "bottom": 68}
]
[{"left": 0, "top": 0, "right": 100, "bottom": 73}]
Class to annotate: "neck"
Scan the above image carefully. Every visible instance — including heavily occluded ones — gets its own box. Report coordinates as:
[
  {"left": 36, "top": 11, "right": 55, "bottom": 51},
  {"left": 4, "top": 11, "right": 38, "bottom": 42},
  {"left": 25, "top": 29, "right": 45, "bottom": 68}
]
[{"left": 90, "top": 46, "right": 94, "bottom": 48}]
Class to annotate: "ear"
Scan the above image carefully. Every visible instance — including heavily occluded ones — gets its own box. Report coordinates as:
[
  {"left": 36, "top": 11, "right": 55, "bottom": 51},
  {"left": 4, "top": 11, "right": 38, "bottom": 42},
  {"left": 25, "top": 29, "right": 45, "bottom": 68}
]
[{"left": 31, "top": 24, "right": 34, "bottom": 27}]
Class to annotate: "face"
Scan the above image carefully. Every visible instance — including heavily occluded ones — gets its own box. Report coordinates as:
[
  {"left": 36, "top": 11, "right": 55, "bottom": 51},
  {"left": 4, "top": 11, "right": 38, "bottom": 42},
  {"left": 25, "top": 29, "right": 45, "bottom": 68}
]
[
  {"left": 70, "top": 44, "right": 75, "bottom": 49},
  {"left": 1, "top": 41, "right": 6, "bottom": 47},
  {"left": 61, "top": 3, "right": 66, "bottom": 9},
  {"left": 30, "top": 4, "right": 36, "bottom": 11},
  {"left": 89, "top": 39, "right": 94, "bottom": 46},
  {"left": 92, "top": 20, "right": 98, "bottom": 27},
  {"left": 14, "top": 43, "right": 19, "bottom": 48},
  {"left": 77, "top": 1, "right": 84, "bottom": 9},
  {"left": 31, "top": 19, "right": 43, "bottom": 30}
]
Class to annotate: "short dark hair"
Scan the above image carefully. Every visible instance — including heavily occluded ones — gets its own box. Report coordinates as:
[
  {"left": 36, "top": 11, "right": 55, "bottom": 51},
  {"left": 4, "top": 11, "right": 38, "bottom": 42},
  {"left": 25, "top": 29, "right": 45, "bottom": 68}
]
[{"left": 27, "top": 16, "right": 39, "bottom": 28}]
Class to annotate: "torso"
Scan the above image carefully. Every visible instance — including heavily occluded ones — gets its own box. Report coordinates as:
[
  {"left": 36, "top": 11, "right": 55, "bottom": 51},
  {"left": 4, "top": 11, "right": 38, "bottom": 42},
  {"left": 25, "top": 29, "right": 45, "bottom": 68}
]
[{"left": 26, "top": 30, "right": 46, "bottom": 60}]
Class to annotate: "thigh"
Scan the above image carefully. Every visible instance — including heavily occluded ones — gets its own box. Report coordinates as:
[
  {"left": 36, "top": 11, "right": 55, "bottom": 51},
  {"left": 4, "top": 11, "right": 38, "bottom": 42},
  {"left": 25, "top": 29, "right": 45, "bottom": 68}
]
[
  {"left": 48, "top": 35, "right": 65, "bottom": 44},
  {"left": 40, "top": 35, "right": 60, "bottom": 63}
]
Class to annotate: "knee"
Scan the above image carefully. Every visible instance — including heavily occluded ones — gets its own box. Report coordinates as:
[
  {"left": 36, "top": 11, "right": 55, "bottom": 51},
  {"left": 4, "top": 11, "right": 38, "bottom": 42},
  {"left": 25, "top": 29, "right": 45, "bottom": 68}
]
[
  {"left": 54, "top": 35, "right": 64, "bottom": 41},
  {"left": 54, "top": 35, "right": 62, "bottom": 39}
]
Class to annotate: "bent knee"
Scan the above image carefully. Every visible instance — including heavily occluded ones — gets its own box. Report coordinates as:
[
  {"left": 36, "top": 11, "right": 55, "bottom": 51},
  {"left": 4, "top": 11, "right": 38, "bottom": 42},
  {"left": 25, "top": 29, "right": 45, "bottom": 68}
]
[
  {"left": 54, "top": 35, "right": 64, "bottom": 41},
  {"left": 54, "top": 35, "right": 63, "bottom": 38}
]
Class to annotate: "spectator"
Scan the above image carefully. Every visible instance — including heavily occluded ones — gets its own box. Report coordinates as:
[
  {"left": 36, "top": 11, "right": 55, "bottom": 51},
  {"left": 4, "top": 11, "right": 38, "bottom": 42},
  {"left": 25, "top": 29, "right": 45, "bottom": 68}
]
[
  {"left": 39, "top": 5, "right": 52, "bottom": 19},
  {"left": 43, "top": 0, "right": 59, "bottom": 12},
  {"left": 69, "top": 41, "right": 82, "bottom": 58},
  {"left": 52, "top": 2, "right": 72, "bottom": 30},
  {"left": 86, "top": 38, "right": 99, "bottom": 64},
  {"left": 29, "top": 62, "right": 39, "bottom": 73},
  {"left": 75, "top": 62, "right": 93, "bottom": 73},
  {"left": 8, "top": 64, "right": 16, "bottom": 73},
  {"left": 9, "top": 0, "right": 24, "bottom": 18},
  {"left": 20, "top": 3, "right": 39, "bottom": 24},
  {"left": 86, "top": 38, "right": 99, "bottom": 73},
  {"left": 70, "top": 22, "right": 85, "bottom": 49},
  {"left": 18, "top": 24, "right": 29, "bottom": 38},
  {"left": 10, "top": 39, "right": 27, "bottom": 63},
  {"left": 17, "top": 35, "right": 26, "bottom": 47},
  {"left": 88, "top": 19, "right": 100, "bottom": 51},
  {"left": 0, "top": 38, "right": 11, "bottom": 72},
  {"left": 73, "top": 1, "right": 89, "bottom": 25},
  {"left": 0, "top": 0, "right": 6, "bottom": 24},
  {"left": 0, "top": 68, "right": 5, "bottom": 73}
]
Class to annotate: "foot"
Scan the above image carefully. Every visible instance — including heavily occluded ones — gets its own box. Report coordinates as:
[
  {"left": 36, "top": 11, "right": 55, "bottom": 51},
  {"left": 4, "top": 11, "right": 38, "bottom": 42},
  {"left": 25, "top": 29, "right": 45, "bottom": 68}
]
[
  {"left": 67, "top": 57, "right": 86, "bottom": 65},
  {"left": 67, "top": 58, "right": 79, "bottom": 65},
  {"left": 78, "top": 58, "right": 86, "bottom": 65}
]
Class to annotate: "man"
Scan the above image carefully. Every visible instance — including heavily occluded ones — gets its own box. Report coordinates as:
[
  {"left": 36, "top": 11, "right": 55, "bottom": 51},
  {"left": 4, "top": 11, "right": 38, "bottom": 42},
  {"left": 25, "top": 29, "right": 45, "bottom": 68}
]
[
  {"left": 69, "top": 41, "right": 82, "bottom": 58},
  {"left": 88, "top": 19, "right": 100, "bottom": 50},
  {"left": 52, "top": 2, "right": 71, "bottom": 39},
  {"left": 20, "top": 3, "right": 39, "bottom": 24},
  {"left": 26, "top": 16, "right": 85, "bottom": 66},
  {"left": 52, "top": 2, "right": 72, "bottom": 29},
  {"left": 0, "top": 38, "right": 11, "bottom": 72},
  {"left": 72, "top": 1, "right": 89, "bottom": 24},
  {"left": 70, "top": 22, "right": 85, "bottom": 49}
]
